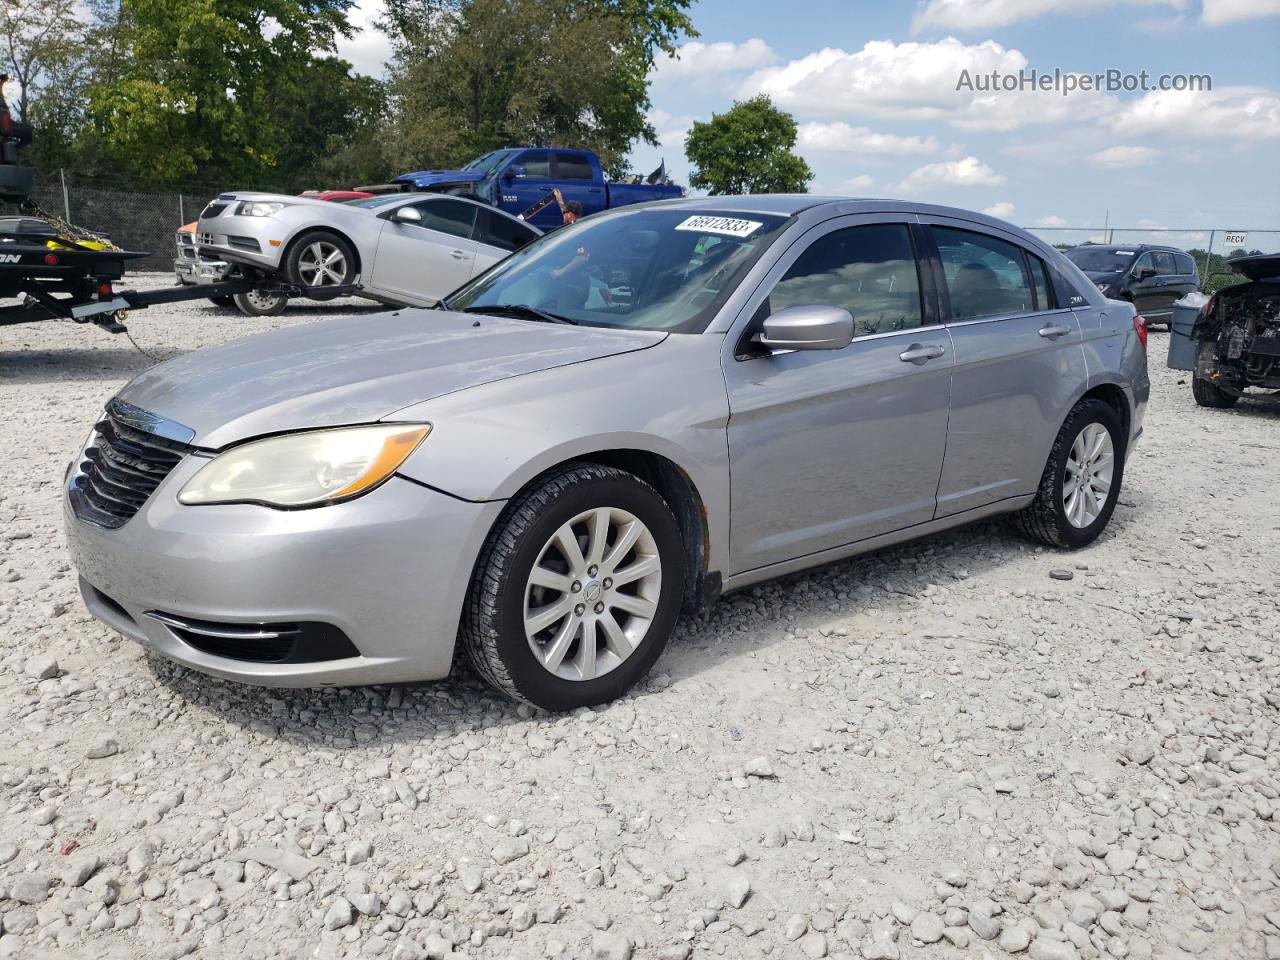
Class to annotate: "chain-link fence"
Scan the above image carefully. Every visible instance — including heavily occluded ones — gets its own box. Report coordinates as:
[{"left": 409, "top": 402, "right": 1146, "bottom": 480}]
[
  {"left": 1025, "top": 226, "right": 1280, "bottom": 293},
  {"left": 19, "top": 170, "right": 287, "bottom": 271}
]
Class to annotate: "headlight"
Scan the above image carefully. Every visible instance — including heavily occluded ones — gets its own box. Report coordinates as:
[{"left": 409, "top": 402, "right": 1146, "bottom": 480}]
[
  {"left": 178, "top": 424, "right": 430, "bottom": 508},
  {"left": 237, "top": 201, "right": 287, "bottom": 217}
]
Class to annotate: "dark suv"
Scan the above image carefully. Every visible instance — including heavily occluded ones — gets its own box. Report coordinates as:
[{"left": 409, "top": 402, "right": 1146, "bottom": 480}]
[{"left": 1065, "top": 243, "right": 1199, "bottom": 327}]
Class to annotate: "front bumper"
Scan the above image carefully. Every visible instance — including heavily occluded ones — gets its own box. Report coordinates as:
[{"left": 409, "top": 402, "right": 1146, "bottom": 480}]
[
  {"left": 63, "top": 454, "right": 504, "bottom": 687},
  {"left": 195, "top": 215, "right": 285, "bottom": 273}
]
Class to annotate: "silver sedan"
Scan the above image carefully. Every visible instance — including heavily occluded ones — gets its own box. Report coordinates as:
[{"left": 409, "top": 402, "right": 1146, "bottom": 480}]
[
  {"left": 195, "top": 191, "right": 541, "bottom": 306},
  {"left": 65, "top": 196, "right": 1149, "bottom": 711}
]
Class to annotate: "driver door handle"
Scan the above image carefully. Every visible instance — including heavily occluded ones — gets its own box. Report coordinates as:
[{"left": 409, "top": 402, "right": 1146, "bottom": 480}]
[
  {"left": 1038, "top": 323, "right": 1072, "bottom": 340},
  {"left": 899, "top": 343, "right": 945, "bottom": 364},
  {"left": 450, "top": 250, "right": 468, "bottom": 260}
]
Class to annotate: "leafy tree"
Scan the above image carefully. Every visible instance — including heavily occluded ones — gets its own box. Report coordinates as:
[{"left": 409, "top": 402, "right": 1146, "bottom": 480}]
[
  {"left": 84, "top": 0, "right": 357, "bottom": 182},
  {"left": 381, "top": 0, "right": 695, "bottom": 177},
  {"left": 684, "top": 95, "right": 812, "bottom": 195}
]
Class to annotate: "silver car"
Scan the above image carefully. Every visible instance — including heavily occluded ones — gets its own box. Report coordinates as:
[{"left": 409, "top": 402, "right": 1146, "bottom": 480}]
[
  {"left": 64, "top": 197, "right": 1149, "bottom": 711},
  {"left": 195, "top": 191, "right": 542, "bottom": 306}
]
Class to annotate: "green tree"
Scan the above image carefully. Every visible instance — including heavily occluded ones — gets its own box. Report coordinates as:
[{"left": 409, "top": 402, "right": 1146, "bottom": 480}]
[
  {"left": 84, "top": 0, "right": 357, "bottom": 183},
  {"left": 381, "top": 0, "right": 695, "bottom": 177},
  {"left": 684, "top": 95, "right": 812, "bottom": 196}
]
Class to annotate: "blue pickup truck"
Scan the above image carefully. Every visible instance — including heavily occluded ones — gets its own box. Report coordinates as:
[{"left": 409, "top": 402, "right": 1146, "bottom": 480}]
[{"left": 395, "top": 148, "right": 683, "bottom": 231}]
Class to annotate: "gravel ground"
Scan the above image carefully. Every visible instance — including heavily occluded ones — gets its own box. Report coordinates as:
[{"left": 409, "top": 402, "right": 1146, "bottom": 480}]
[{"left": 1, "top": 275, "right": 1278, "bottom": 960}]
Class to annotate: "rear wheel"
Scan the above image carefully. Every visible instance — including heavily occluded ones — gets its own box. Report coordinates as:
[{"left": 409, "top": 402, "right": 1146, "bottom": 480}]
[
  {"left": 1012, "top": 398, "right": 1125, "bottom": 549},
  {"left": 461, "top": 464, "right": 684, "bottom": 711},
  {"left": 233, "top": 289, "right": 287, "bottom": 317}
]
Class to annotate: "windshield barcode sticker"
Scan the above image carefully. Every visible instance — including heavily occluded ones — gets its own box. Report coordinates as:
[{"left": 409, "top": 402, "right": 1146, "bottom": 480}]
[{"left": 674, "top": 216, "right": 762, "bottom": 238}]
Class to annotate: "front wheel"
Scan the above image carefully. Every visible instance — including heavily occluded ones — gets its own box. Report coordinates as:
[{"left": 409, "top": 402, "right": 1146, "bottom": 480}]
[
  {"left": 1192, "top": 375, "right": 1239, "bottom": 409},
  {"left": 461, "top": 464, "right": 685, "bottom": 711},
  {"left": 1012, "top": 398, "right": 1125, "bottom": 549},
  {"left": 285, "top": 231, "right": 357, "bottom": 292},
  {"left": 207, "top": 294, "right": 235, "bottom": 308}
]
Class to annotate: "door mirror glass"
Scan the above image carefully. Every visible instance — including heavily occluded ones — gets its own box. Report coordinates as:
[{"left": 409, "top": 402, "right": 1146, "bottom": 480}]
[
  {"left": 758, "top": 304, "right": 854, "bottom": 351},
  {"left": 392, "top": 205, "right": 423, "bottom": 224},
  {"left": 505, "top": 164, "right": 527, "bottom": 181}
]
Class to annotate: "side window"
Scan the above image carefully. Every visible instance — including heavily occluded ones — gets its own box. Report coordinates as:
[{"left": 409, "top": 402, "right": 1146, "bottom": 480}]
[
  {"left": 416, "top": 199, "right": 478, "bottom": 240},
  {"left": 1132, "top": 252, "right": 1154, "bottom": 276},
  {"left": 476, "top": 209, "right": 538, "bottom": 253},
  {"left": 1152, "top": 251, "right": 1177, "bottom": 275},
  {"left": 1028, "top": 254, "right": 1056, "bottom": 311},
  {"left": 515, "top": 150, "right": 551, "bottom": 178},
  {"left": 554, "top": 152, "right": 594, "bottom": 180},
  {"left": 1176, "top": 253, "right": 1197, "bottom": 276},
  {"left": 769, "top": 223, "right": 922, "bottom": 337},
  {"left": 933, "top": 226, "right": 1034, "bottom": 320}
]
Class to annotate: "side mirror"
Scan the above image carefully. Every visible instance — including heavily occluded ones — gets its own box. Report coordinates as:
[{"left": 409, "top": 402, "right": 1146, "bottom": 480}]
[
  {"left": 392, "top": 205, "right": 423, "bottom": 224},
  {"left": 758, "top": 304, "right": 854, "bottom": 351},
  {"left": 1134, "top": 267, "right": 1158, "bottom": 281},
  {"left": 505, "top": 164, "right": 527, "bottom": 181}
]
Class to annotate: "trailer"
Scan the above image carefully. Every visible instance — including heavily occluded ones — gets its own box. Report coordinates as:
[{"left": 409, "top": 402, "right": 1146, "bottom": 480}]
[{"left": 0, "top": 216, "right": 360, "bottom": 335}]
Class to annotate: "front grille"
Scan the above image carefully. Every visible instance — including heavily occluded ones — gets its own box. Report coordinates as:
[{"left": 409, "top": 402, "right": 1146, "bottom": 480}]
[
  {"left": 144, "top": 612, "right": 360, "bottom": 663},
  {"left": 200, "top": 201, "right": 229, "bottom": 219},
  {"left": 226, "top": 235, "right": 261, "bottom": 253},
  {"left": 69, "top": 405, "right": 193, "bottom": 529}
]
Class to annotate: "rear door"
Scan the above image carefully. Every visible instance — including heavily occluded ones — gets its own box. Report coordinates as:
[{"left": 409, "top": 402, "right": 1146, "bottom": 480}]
[
  {"left": 923, "top": 218, "right": 1088, "bottom": 517},
  {"left": 369, "top": 198, "right": 480, "bottom": 304},
  {"left": 553, "top": 151, "right": 605, "bottom": 217},
  {"left": 721, "top": 216, "right": 953, "bottom": 574},
  {"left": 470, "top": 208, "right": 540, "bottom": 277}
]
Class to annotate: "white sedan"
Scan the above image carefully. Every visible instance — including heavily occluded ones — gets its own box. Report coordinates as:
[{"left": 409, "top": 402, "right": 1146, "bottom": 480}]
[{"left": 194, "top": 192, "right": 542, "bottom": 311}]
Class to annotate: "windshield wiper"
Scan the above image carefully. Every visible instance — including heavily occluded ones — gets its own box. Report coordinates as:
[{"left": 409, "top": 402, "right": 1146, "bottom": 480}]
[{"left": 462, "top": 304, "right": 578, "bottom": 325}]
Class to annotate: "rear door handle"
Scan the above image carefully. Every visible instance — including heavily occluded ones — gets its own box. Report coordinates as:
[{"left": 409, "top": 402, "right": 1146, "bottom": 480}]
[
  {"left": 1039, "top": 324, "right": 1072, "bottom": 339},
  {"left": 899, "top": 343, "right": 945, "bottom": 364},
  {"left": 450, "top": 249, "right": 468, "bottom": 260}
]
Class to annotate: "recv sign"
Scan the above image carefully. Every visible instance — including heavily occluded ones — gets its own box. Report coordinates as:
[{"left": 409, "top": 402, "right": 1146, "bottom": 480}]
[{"left": 1224, "top": 232, "right": 1248, "bottom": 247}]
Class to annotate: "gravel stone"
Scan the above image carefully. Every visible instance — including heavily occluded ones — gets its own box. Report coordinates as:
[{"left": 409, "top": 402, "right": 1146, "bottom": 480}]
[{"left": 910, "top": 912, "right": 944, "bottom": 943}]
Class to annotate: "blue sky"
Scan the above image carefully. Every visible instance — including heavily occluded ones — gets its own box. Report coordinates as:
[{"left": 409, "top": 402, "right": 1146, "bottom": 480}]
[{"left": 339, "top": 0, "right": 1280, "bottom": 246}]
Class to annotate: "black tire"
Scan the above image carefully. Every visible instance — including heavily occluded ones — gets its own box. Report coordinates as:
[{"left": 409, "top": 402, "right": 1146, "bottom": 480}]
[
  {"left": 284, "top": 230, "right": 357, "bottom": 294},
  {"left": 1192, "top": 374, "right": 1239, "bottom": 409},
  {"left": 1011, "top": 398, "right": 1125, "bottom": 549},
  {"left": 461, "top": 464, "right": 685, "bottom": 711},
  {"left": 232, "top": 290, "right": 287, "bottom": 317},
  {"left": 207, "top": 294, "right": 235, "bottom": 308}
]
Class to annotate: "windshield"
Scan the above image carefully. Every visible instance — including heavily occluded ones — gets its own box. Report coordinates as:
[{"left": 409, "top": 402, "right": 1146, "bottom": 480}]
[
  {"left": 444, "top": 208, "right": 790, "bottom": 333},
  {"left": 1067, "top": 247, "right": 1137, "bottom": 273},
  {"left": 346, "top": 195, "right": 414, "bottom": 209},
  {"left": 462, "top": 150, "right": 518, "bottom": 177}
]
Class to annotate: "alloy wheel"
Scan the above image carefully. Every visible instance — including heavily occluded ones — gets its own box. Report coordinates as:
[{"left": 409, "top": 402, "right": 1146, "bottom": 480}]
[
  {"left": 523, "top": 507, "right": 663, "bottom": 681},
  {"left": 1063, "top": 422, "right": 1114, "bottom": 528},
  {"left": 297, "top": 241, "right": 348, "bottom": 286}
]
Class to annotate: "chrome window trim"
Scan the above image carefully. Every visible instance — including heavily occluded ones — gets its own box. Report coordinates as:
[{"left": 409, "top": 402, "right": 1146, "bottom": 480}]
[{"left": 944, "top": 307, "right": 1075, "bottom": 329}]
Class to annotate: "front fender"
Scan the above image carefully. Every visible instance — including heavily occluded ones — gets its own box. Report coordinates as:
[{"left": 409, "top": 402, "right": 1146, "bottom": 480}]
[{"left": 387, "top": 335, "right": 733, "bottom": 574}]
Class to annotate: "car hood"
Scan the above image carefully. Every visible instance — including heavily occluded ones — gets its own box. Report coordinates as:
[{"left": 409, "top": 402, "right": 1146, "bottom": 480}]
[
  {"left": 394, "top": 170, "right": 486, "bottom": 190},
  {"left": 1228, "top": 253, "right": 1280, "bottom": 281},
  {"left": 115, "top": 310, "right": 666, "bottom": 448}
]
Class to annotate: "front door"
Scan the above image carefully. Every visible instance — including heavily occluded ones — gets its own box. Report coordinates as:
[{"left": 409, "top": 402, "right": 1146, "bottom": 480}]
[
  {"left": 924, "top": 219, "right": 1089, "bottom": 516},
  {"left": 503, "top": 150, "right": 562, "bottom": 230},
  {"left": 370, "top": 198, "right": 480, "bottom": 304},
  {"left": 722, "top": 218, "right": 953, "bottom": 575}
]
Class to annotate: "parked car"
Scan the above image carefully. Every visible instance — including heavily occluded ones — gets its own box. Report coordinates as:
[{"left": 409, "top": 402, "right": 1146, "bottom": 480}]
[
  {"left": 1065, "top": 243, "right": 1199, "bottom": 327},
  {"left": 176, "top": 191, "right": 377, "bottom": 316},
  {"left": 65, "top": 197, "right": 1148, "bottom": 710},
  {"left": 0, "top": 76, "right": 32, "bottom": 202},
  {"left": 395, "top": 148, "right": 683, "bottom": 232},
  {"left": 194, "top": 192, "right": 541, "bottom": 309},
  {"left": 1184, "top": 253, "right": 1280, "bottom": 408}
]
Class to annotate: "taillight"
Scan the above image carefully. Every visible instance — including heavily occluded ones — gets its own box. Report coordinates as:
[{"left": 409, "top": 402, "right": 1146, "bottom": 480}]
[{"left": 1133, "top": 314, "right": 1148, "bottom": 350}]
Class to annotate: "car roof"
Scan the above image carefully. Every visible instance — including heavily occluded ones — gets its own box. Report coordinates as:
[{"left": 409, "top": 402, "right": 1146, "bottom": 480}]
[{"left": 1069, "top": 243, "right": 1185, "bottom": 254}]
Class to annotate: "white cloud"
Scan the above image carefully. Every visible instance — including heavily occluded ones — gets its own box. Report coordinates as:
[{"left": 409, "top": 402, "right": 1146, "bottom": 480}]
[
  {"left": 911, "top": 0, "right": 1184, "bottom": 32},
  {"left": 796, "top": 122, "right": 940, "bottom": 155},
  {"left": 1105, "top": 85, "right": 1280, "bottom": 140},
  {"left": 1036, "top": 215, "right": 1069, "bottom": 227},
  {"left": 653, "top": 39, "right": 776, "bottom": 85},
  {"left": 646, "top": 109, "right": 697, "bottom": 148},
  {"left": 335, "top": 0, "right": 392, "bottom": 77},
  {"left": 1091, "top": 145, "right": 1162, "bottom": 168},
  {"left": 740, "top": 38, "right": 1116, "bottom": 132},
  {"left": 982, "top": 201, "right": 1015, "bottom": 218},
  {"left": 1201, "top": 0, "right": 1280, "bottom": 25},
  {"left": 842, "top": 175, "right": 877, "bottom": 191},
  {"left": 896, "top": 155, "right": 1006, "bottom": 192}
]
